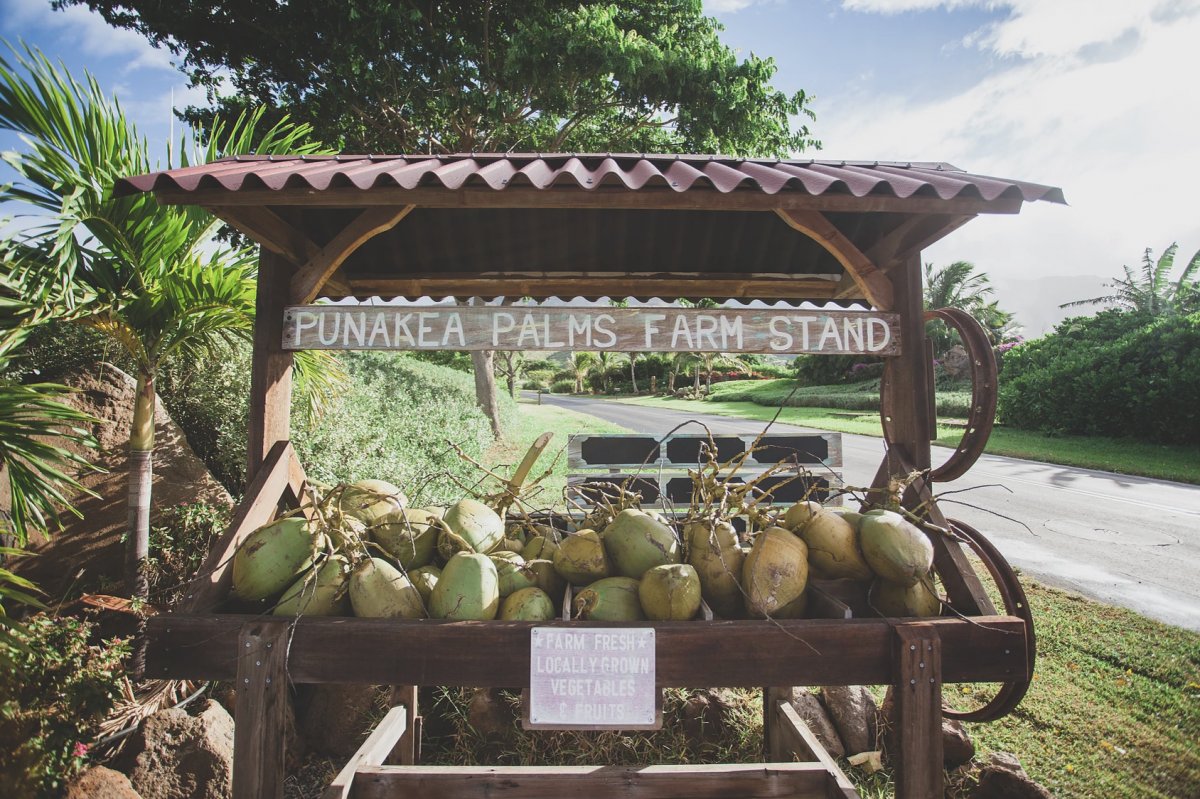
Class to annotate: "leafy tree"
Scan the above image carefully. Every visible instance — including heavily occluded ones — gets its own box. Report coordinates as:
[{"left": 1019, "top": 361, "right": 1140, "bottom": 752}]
[
  {"left": 0, "top": 46, "right": 337, "bottom": 606},
  {"left": 57, "top": 0, "right": 820, "bottom": 430},
  {"left": 923, "top": 260, "right": 1014, "bottom": 353},
  {"left": 568, "top": 351, "right": 597, "bottom": 394},
  {"left": 1061, "top": 242, "right": 1200, "bottom": 316}
]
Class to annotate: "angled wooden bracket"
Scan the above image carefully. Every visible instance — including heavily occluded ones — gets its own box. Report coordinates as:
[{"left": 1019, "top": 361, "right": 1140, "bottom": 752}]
[
  {"left": 290, "top": 206, "right": 415, "bottom": 304},
  {"left": 775, "top": 208, "right": 894, "bottom": 310},
  {"left": 864, "top": 214, "right": 974, "bottom": 273},
  {"left": 210, "top": 206, "right": 320, "bottom": 266}
]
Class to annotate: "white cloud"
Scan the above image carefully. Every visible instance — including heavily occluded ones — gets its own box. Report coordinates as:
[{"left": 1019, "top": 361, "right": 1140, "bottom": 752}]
[
  {"left": 703, "top": 0, "right": 767, "bottom": 13},
  {"left": 4, "top": 0, "right": 175, "bottom": 73}
]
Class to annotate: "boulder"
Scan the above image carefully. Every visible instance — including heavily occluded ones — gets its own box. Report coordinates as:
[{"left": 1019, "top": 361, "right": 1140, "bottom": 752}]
[
  {"left": 941, "top": 344, "right": 971, "bottom": 380},
  {"left": 972, "top": 752, "right": 1054, "bottom": 799},
  {"left": 467, "top": 688, "right": 515, "bottom": 737},
  {"left": 299, "top": 683, "right": 383, "bottom": 757},
  {"left": 123, "top": 699, "right": 234, "bottom": 799},
  {"left": 681, "top": 688, "right": 735, "bottom": 742},
  {"left": 820, "top": 685, "right": 877, "bottom": 755},
  {"left": 65, "top": 766, "right": 142, "bottom": 799},
  {"left": 943, "top": 718, "right": 976, "bottom": 769},
  {"left": 785, "top": 687, "right": 845, "bottom": 759}
]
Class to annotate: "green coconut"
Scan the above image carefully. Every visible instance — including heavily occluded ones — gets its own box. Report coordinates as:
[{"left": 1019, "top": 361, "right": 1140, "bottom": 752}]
[
  {"left": 825, "top": 506, "right": 865, "bottom": 531},
  {"left": 859, "top": 510, "right": 934, "bottom": 587},
  {"left": 370, "top": 507, "right": 441, "bottom": 569},
  {"left": 349, "top": 557, "right": 426, "bottom": 619},
  {"left": 232, "top": 516, "right": 321, "bottom": 601},
  {"left": 573, "top": 576, "right": 645, "bottom": 621},
  {"left": 500, "top": 587, "right": 557, "bottom": 621},
  {"left": 552, "top": 530, "right": 611, "bottom": 584},
  {"left": 524, "top": 559, "right": 566, "bottom": 602},
  {"left": 684, "top": 520, "right": 744, "bottom": 619},
  {"left": 409, "top": 565, "right": 441, "bottom": 603},
  {"left": 338, "top": 479, "right": 406, "bottom": 524},
  {"left": 870, "top": 577, "right": 942, "bottom": 618},
  {"left": 523, "top": 534, "right": 560, "bottom": 561},
  {"left": 430, "top": 552, "right": 500, "bottom": 620},
  {"left": 782, "top": 500, "right": 823, "bottom": 531},
  {"left": 639, "top": 564, "right": 702, "bottom": 620},
  {"left": 798, "top": 510, "right": 874, "bottom": 580},
  {"left": 491, "top": 553, "right": 538, "bottom": 597},
  {"left": 272, "top": 554, "right": 350, "bottom": 617},
  {"left": 742, "top": 526, "right": 809, "bottom": 619},
  {"left": 437, "top": 498, "right": 505, "bottom": 560},
  {"left": 601, "top": 509, "right": 681, "bottom": 578}
]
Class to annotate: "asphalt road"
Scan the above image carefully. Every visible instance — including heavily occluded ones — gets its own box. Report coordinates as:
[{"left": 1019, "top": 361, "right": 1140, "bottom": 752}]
[{"left": 533, "top": 392, "right": 1200, "bottom": 631}]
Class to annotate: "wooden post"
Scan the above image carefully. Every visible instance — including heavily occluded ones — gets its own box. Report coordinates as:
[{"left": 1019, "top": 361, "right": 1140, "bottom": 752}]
[
  {"left": 388, "top": 685, "right": 420, "bottom": 765},
  {"left": 247, "top": 252, "right": 294, "bottom": 482},
  {"left": 762, "top": 686, "right": 790, "bottom": 762},
  {"left": 893, "top": 623, "right": 943, "bottom": 799},
  {"left": 233, "top": 619, "right": 289, "bottom": 799},
  {"left": 881, "top": 254, "right": 933, "bottom": 475}
]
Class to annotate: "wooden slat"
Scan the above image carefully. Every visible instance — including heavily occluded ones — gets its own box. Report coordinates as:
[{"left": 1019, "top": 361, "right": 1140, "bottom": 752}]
[
  {"left": 181, "top": 440, "right": 295, "bottom": 612},
  {"left": 892, "top": 623, "right": 943, "bottom": 799},
  {"left": 387, "top": 685, "right": 419, "bottom": 766},
  {"left": 291, "top": 206, "right": 414, "bottom": 304},
  {"left": 145, "top": 615, "right": 1030, "bottom": 687},
  {"left": 863, "top": 214, "right": 973, "bottom": 273},
  {"left": 233, "top": 619, "right": 289, "bottom": 799},
  {"left": 775, "top": 701, "right": 861, "bottom": 799},
  {"left": 567, "top": 433, "right": 842, "bottom": 469},
  {"left": 248, "top": 253, "right": 295, "bottom": 480},
  {"left": 776, "top": 209, "right": 894, "bottom": 311},
  {"left": 349, "top": 763, "right": 833, "bottom": 799},
  {"left": 157, "top": 185, "right": 1026, "bottom": 216},
  {"left": 566, "top": 472, "right": 839, "bottom": 507},
  {"left": 323, "top": 705, "right": 408, "bottom": 799},
  {"left": 807, "top": 583, "right": 854, "bottom": 620}
]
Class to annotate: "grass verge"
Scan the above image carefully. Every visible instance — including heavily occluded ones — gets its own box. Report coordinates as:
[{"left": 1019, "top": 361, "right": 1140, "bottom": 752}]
[{"left": 615, "top": 395, "right": 1200, "bottom": 484}]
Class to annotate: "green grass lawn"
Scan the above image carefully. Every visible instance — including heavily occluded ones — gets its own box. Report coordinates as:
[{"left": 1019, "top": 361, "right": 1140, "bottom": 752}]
[{"left": 615, "top": 395, "right": 1200, "bottom": 485}]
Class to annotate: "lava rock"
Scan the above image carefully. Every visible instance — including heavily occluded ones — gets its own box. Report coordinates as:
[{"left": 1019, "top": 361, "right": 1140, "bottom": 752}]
[
  {"left": 65, "top": 766, "right": 142, "bottom": 799},
  {"left": 972, "top": 751, "right": 1054, "bottom": 799},
  {"left": 786, "top": 687, "right": 845, "bottom": 758},
  {"left": 821, "top": 685, "right": 877, "bottom": 755},
  {"left": 123, "top": 699, "right": 234, "bottom": 799}
]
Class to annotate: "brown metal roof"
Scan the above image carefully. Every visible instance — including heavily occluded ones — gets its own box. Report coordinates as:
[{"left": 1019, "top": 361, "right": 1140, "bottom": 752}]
[{"left": 116, "top": 152, "right": 1065, "bottom": 206}]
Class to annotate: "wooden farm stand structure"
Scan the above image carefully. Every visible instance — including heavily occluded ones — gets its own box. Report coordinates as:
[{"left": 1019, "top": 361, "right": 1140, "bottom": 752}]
[{"left": 117, "top": 154, "right": 1063, "bottom": 799}]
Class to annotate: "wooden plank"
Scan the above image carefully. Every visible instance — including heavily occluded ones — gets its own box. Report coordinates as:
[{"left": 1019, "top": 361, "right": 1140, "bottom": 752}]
[
  {"left": 145, "top": 615, "right": 1030, "bottom": 687},
  {"left": 209, "top": 206, "right": 319, "bottom": 266},
  {"left": 776, "top": 210, "right": 894, "bottom": 310},
  {"left": 567, "top": 433, "right": 842, "bottom": 469},
  {"left": 349, "top": 763, "right": 833, "bottom": 799},
  {"left": 567, "top": 472, "right": 839, "bottom": 507},
  {"left": 247, "top": 252, "right": 294, "bottom": 481},
  {"left": 290, "top": 206, "right": 414, "bottom": 304},
  {"left": 387, "top": 686, "right": 419, "bottom": 766},
  {"left": 181, "top": 440, "right": 295, "bottom": 612},
  {"left": 282, "top": 305, "right": 901, "bottom": 356},
  {"left": 892, "top": 623, "right": 943, "bottom": 799},
  {"left": 763, "top": 686, "right": 790, "bottom": 762},
  {"left": 775, "top": 701, "right": 860, "bottom": 799},
  {"left": 233, "top": 619, "right": 289, "bottom": 799},
  {"left": 156, "top": 185, "right": 1026, "bottom": 216},
  {"left": 341, "top": 274, "right": 842, "bottom": 301},
  {"left": 807, "top": 583, "right": 853, "bottom": 620},
  {"left": 323, "top": 705, "right": 408, "bottom": 799}
]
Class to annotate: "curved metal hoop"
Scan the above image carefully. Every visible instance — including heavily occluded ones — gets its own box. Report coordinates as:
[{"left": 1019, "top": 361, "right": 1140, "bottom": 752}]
[
  {"left": 940, "top": 518, "right": 1037, "bottom": 722},
  {"left": 881, "top": 307, "right": 998, "bottom": 482}
]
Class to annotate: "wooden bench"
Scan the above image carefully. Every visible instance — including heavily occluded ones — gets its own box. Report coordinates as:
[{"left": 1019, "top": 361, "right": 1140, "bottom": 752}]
[{"left": 567, "top": 432, "right": 843, "bottom": 510}]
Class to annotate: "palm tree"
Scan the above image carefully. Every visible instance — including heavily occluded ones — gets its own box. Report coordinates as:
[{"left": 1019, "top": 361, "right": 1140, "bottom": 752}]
[
  {"left": 923, "top": 261, "right": 1014, "bottom": 352},
  {"left": 0, "top": 46, "right": 336, "bottom": 603},
  {"left": 1061, "top": 243, "right": 1200, "bottom": 316},
  {"left": 568, "top": 352, "right": 597, "bottom": 393},
  {"left": 591, "top": 350, "right": 625, "bottom": 394}
]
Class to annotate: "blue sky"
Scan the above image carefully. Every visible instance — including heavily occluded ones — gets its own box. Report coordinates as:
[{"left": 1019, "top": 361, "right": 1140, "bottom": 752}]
[{"left": 3, "top": 0, "right": 1199, "bottom": 333}]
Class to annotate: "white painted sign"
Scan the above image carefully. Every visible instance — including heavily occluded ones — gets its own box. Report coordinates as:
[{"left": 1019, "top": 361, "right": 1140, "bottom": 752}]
[
  {"left": 282, "top": 305, "right": 901, "bottom": 355},
  {"left": 526, "top": 627, "right": 659, "bottom": 730}
]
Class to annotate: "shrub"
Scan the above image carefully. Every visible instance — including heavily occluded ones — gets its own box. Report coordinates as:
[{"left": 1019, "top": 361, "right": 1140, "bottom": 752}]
[
  {"left": 549, "top": 379, "right": 576, "bottom": 394},
  {"left": 792, "top": 354, "right": 859, "bottom": 385},
  {"left": 146, "top": 502, "right": 231, "bottom": 607},
  {"left": 0, "top": 614, "right": 128, "bottom": 798}
]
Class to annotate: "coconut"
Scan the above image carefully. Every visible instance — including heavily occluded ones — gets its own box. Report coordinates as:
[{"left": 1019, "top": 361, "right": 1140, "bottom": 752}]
[
  {"left": 338, "top": 479, "right": 406, "bottom": 524},
  {"left": 870, "top": 577, "right": 942, "bottom": 618},
  {"left": 859, "top": 510, "right": 934, "bottom": 587},
  {"left": 437, "top": 498, "right": 505, "bottom": 560},
  {"left": 272, "top": 554, "right": 350, "bottom": 617},
  {"left": 684, "top": 520, "right": 744, "bottom": 618},
  {"left": 232, "top": 516, "right": 321, "bottom": 601},
  {"left": 523, "top": 535, "right": 559, "bottom": 561},
  {"left": 742, "top": 526, "right": 809, "bottom": 619},
  {"left": 430, "top": 553, "right": 500, "bottom": 620},
  {"left": 491, "top": 553, "right": 537, "bottom": 597},
  {"left": 639, "top": 564, "right": 702, "bottom": 620},
  {"left": 798, "top": 510, "right": 873, "bottom": 580},
  {"left": 574, "top": 577, "right": 645, "bottom": 621},
  {"left": 409, "top": 565, "right": 441, "bottom": 603},
  {"left": 601, "top": 509, "right": 681, "bottom": 578},
  {"left": 349, "top": 557, "right": 426, "bottom": 619},
  {"left": 500, "top": 587, "right": 557, "bottom": 621},
  {"left": 498, "top": 538, "right": 525, "bottom": 553},
  {"left": 524, "top": 559, "right": 566, "bottom": 601},
  {"left": 782, "top": 500, "right": 823, "bottom": 531},
  {"left": 552, "top": 530, "right": 610, "bottom": 584},
  {"left": 370, "top": 508, "right": 441, "bottom": 569}
]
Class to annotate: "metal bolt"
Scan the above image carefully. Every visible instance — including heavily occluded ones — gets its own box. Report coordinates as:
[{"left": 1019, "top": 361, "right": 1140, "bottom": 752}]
[
  {"left": 266, "top": 678, "right": 272, "bottom": 684},
  {"left": 267, "top": 642, "right": 273, "bottom": 649},
  {"left": 245, "top": 642, "right": 251, "bottom": 648},
  {"left": 244, "top": 678, "right": 250, "bottom": 684},
  {"left": 910, "top": 679, "right": 916, "bottom": 685},
  {"left": 910, "top": 644, "right": 916, "bottom": 651},
  {"left": 1005, "top": 649, "right": 1011, "bottom": 655},
  {"left": 919, "top": 662, "right": 925, "bottom": 669},
  {"left": 256, "top": 660, "right": 261, "bottom": 667},
  {"left": 929, "top": 678, "right": 935, "bottom": 684}
]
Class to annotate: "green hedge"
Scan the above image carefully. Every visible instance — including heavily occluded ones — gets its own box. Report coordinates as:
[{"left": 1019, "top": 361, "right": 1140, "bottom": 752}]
[
  {"left": 998, "top": 310, "right": 1200, "bottom": 444},
  {"left": 708, "top": 378, "right": 974, "bottom": 417}
]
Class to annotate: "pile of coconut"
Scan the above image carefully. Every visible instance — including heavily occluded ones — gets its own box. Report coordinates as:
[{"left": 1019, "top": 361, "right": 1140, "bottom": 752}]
[{"left": 228, "top": 477, "right": 939, "bottom": 623}]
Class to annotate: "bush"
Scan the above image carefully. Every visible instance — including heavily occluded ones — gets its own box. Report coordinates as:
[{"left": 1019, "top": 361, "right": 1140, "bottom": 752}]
[
  {"left": 549, "top": 379, "right": 576, "bottom": 394},
  {"left": 147, "top": 502, "right": 231, "bottom": 607},
  {"left": 999, "top": 310, "right": 1200, "bottom": 444},
  {"left": 791, "top": 354, "right": 859, "bottom": 385},
  {"left": 0, "top": 614, "right": 128, "bottom": 798}
]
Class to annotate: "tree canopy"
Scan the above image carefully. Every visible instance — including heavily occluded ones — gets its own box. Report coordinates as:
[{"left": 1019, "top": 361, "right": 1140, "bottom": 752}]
[
  {"left": 1061, "top": 242, "right": 1200, "bottom": 317},
  {"left": 59, "top": 0, "right": 818, "bottom": 156}
]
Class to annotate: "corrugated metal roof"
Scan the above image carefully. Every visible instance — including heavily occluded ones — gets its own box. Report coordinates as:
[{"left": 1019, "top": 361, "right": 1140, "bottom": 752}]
[{"left": 115, "top": 152, "right": 1065, "bottom": 205}]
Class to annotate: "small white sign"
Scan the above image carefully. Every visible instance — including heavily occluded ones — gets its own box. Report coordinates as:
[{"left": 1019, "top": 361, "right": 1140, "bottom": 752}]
[{"left": 526, "top": 627, "right": 659, "bottom": 730}]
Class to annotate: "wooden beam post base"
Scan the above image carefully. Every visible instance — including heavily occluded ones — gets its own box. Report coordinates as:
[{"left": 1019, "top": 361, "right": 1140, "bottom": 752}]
[
  {"left": 233, "top": 619, "right": 290, "bottom": 799},
  {"left": 893, "top": 623, "right": 943, "bottom": 799}
]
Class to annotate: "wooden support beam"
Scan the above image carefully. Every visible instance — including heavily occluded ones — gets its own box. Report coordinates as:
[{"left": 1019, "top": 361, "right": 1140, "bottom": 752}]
[
  {"left": 863, "top": 215, "right": 973, "bottom": 273},
  {"left": 248, "top": 253, "right": 294, "bottom": 481},
  {"left": 290, "top": 206, "right": 414, "bottom": 303},
  {"left": 892, "top": 623, "right": 943, "bottom": 799},
  {"left": 233, "top": 619, "right": 289, "bottom": 799},
  {"left": 775, "top": 209, "right": 894, "bottom": 310},
  {"left": 209, "top": 206, "right": 319, "bottom": 266},
  {"left": 387, "top": 686, "right": 420, "bottom": 766},
  {"left": 878, "top": 255, "right": 931, "bottom": 473},
  {"left": 774, "top": 701, "right": 860, "bottom": 798},
  {"left": 323, "top": 705, "right": 408, "bottom": 799}
]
